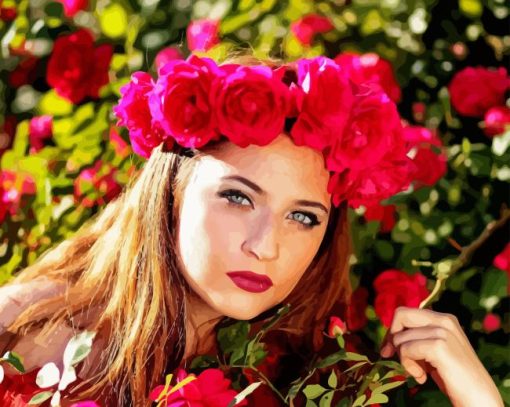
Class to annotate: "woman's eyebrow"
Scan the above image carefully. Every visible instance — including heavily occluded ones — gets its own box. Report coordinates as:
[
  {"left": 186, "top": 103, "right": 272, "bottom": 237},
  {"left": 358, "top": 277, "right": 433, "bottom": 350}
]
[{"left": 220, "top": 175, "right": 329, "bottom": 214}]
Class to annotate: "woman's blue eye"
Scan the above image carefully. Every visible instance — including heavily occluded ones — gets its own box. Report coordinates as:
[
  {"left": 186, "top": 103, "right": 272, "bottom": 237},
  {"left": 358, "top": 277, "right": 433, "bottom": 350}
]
[{"left": 218, "top": 189, "right": 321, "bottom": 229}]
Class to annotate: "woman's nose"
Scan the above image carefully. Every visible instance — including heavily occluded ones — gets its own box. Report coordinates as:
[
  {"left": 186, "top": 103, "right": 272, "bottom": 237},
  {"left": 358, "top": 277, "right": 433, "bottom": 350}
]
[{"left": 241, "top": 213, "right": 280, "bottom": 261}]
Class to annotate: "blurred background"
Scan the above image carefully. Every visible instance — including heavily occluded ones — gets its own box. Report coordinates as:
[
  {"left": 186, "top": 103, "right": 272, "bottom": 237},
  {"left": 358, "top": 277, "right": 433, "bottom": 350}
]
[{"left": 0, "top": 0, "right": 508, "bottom": 405}]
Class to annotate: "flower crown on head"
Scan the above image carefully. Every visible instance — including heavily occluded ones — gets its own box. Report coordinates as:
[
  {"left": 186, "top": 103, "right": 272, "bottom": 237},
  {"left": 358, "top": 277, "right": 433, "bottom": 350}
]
[{"left": 113, "top": 54, "right": 415, "bottom": 209}]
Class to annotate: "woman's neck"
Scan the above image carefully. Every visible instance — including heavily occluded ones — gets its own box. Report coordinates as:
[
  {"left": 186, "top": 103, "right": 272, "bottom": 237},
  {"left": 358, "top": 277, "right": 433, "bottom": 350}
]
[{"left": 182, "top": 293, "right": 224, "bottom": 363}]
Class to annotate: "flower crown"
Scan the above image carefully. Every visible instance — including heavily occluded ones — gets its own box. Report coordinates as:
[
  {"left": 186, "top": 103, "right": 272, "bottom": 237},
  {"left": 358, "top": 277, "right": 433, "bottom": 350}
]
[{"left": 113, "top": 55, "right": 414, "bottom": 209}]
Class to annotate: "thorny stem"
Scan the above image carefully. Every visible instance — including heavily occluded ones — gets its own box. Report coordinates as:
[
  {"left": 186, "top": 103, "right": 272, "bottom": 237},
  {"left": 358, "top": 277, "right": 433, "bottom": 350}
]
[
  {"left": 251, "top": 366, "right": 288, "bottom": 405},
  {"left": 419, "top": 208, "right": 510, "bottom": 309}
]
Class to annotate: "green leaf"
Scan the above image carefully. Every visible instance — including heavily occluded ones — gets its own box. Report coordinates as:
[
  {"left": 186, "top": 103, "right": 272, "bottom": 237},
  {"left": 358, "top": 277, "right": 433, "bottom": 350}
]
[
  {"left": 2, "top": 351, "right": 25, "bottom": 373},
  {"left": 480, "top": 269, "right": 508, "bottom": 310},
  {"left": 373, "top": 380, "right": 406, "bottom": 394},
  {"left": 352, "top": 394, "right": 366, "bottom": 407},
  {"left": 344, "top": 352, "right": 370, "bottom": 362},
  {"left": 336, "top": 334, "right": 345, "bottom": 349},
  {"left": 189, "top": 355, "right": 218, "bottom": 370},
  {"left": 365, "top": 393, "right": 389, "bottom": 405},
  {"left": 344, "top": 361, "right": 368, "bottom": 373},
  {"left": 327, "top": 370, "right": 337, "bottom": 388},
  {"left": 315, "top": 351, "right": 347, "bottom": 369},
  {"left": 319, "top": 390, "right": 334, "bottom": 407},
  {"left": 63, "top": 331, "right": 96, "bottom": 367},
  {"left": 100, "top": 4, "right": 128, "bottom": 39},
  {"left": 303, "top": 384, "right": 328, "bottom": 399},
  {"left": 217, "top": 321, "right": 251, "bottom": 354},
  {"left": 28, "top": 391, "right": 54, "bottom": 405},
  {"left": 306, "top": 401, "right": 318, "bottom": 407},
  {"left": 335, "top": 398, "right": 351, "bottom": 407}
]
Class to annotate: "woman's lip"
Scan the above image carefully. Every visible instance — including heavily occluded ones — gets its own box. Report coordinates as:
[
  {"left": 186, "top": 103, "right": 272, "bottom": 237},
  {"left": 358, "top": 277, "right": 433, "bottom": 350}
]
[{"left": 226, "top": 271, "right": 273, "bottom": 293}]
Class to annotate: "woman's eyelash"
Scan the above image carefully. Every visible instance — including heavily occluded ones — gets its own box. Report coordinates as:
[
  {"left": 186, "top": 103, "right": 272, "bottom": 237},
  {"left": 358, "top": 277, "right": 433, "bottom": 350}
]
[{"left": 217, "top": 189, "right": 321, "bottom": 229}]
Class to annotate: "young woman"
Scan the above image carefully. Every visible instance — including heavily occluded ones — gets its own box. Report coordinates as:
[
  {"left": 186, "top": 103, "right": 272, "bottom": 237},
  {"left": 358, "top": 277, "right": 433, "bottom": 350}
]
[{"left": 0, "top": 54, "right": 503, "bottom": 407}]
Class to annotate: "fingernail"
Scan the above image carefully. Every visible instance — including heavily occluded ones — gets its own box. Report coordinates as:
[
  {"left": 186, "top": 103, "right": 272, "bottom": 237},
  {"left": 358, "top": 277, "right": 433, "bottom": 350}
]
[{"left": 380, "top": 345, "right": 390, "bottom": 357}]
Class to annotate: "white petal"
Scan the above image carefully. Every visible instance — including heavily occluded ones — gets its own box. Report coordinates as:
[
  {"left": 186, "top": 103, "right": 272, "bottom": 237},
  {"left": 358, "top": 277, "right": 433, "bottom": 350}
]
[
  {"left": 50, "top": 390, "right": 61, "bottom": 407},
  {"left": 58, "top": 365, "right": 77, "bottom": 391},
  {"left": 0, "top": 365, "right": 4, "bottom": 384},
  {"left": 36, "top": 362, "right": 61, "bottom": 388}
]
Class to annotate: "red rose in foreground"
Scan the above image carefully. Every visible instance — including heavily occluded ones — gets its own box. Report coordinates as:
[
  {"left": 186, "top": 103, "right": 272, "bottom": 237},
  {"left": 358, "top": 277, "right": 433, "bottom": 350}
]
[
  {"left": 46, "top": 29, "right": 113, "bottom": 104},
  {"left": 335, "top": 52, "right": 402, "bottom": 103},
  {"left": 290, "top": 14, "right": 334, "bottom": 46},
  {"left": 149, "top": 368, "right": 247, "bottom": 407},
  {"left": 0, "top": 369, "right": 41, "bottom": 406},
  {"left": 374, "top": 269, "right": 430, "bottom": 327},
  {"left": 403, "top": 126, "right": 447, "bottom": 188},
  {"left": 448, "top": 66, "right": 509, "bottom": 117},
  {"left": 187, "top": 19, "right": 220, "bottom": 52},
  {"left": 483, "top": 106, "right": 510, "bottom": 137},
  {"left": 347, "top": 286, "right": 369, "bottom": 331}
]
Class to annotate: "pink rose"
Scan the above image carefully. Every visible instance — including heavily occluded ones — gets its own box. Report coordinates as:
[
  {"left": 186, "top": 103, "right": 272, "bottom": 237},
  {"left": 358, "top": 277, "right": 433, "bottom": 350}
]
[
  {"left": 290, "top": 57, "right": 354, "bottom": 151},
  {"left": 482, "top": 313, "right": 501, "bottom": 333},
  {"left": 29, "top": 115, "right": 53, "bottom": 154},
  {"left": 46, "top": 29, "right": 113, "bottom": 104},
  {"left": 483, "top": 106, "right": 510, "bottom": 137},
  {"left": 335, "top": 52, "right": 401, "bottom": 103},
  {"left": 364, "top": 204, "right": 397, "bottom": 233},
  {"left": 155, "top": 46, "right": 184, "bottom": 73},
  {"left": 113, "top": 71, "right": 164, "bottom": 158},
  {"left": 0, "top": 170, "right": 36, "bottom": 223},
  {"left": 326, "top": 85, "right": 404, "bottom": 173},
  {"left": 290, "top": 14, "right": 334, "bottom": 46},
  {"left": 373, "top": 269, "right": 430, "bottom": 328},
  {"left": 149, "top": 368, "right": 247, "bottom": 407},
  {"left": 403, "top": 126, "right": 447, "bottom": 188},
  {"left": 149, "top": 55, "right": 220, "bottom": 149},
  {"left": 448, "top": 66, "right": 509, "bottom": 117},
  {"left": 347, "top": 286, "right": 369, "bottom": 331},
  {"left": 57, "top": 0, "right": 88, "bottom": 17},
  {"left": 186, "top": 19, "right": 220, "bottom": 52},
  {"left": 212, "top": 64, "right": 290, "bottom": 147}
]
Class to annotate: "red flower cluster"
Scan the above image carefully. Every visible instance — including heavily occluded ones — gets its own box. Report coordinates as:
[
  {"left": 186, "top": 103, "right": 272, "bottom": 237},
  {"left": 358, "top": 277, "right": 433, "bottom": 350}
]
[
  {"left": 46, "top": 29, "right": 113, "bottom": 104},
  {"left": 291, "top": 14, "right": 334, "bottom": 46},
  {"left": 114, "top": 55, "right": 413, "bottom": 208},
  {"left": 73, "top": 161, "right": 122, "bottom": 208},
  {"left": 0, "top": 169, "right": 36, "bottom": 223}
]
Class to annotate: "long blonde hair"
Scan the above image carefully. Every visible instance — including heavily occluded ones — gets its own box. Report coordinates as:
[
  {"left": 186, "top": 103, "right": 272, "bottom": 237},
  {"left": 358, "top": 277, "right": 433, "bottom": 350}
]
[{"left": 1, "top": 55, "right": 352, "bottom": 406}]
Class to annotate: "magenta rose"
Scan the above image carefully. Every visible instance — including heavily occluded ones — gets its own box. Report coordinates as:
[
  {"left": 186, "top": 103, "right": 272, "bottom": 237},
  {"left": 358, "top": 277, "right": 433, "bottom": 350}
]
[
  {"left": 113, "top": 71, "right": 165, "bottom": 158},
  {"left": 335, "top": 52, "right": 401, "bottom": 103},
  {"left": 403, "top": 125, "right": 447, "bottom": 188},
  {"left": 46, "top": 29, "right": 113, "bottom": 104},
  {"left": 448, "top": 66, "right": 509, "bottom": 117},
  {"left": 149, "top": 55, "right": 220, "bottom": 149},
  {"left": 57, "top": 0, "right": 88, "bottom": 17},
  {"left": 483, "top": 106, "right": 510, "bottom": 137},
  {"left": 290, "top": 57, "right": 354, "bottom": 151},
  {"left": 328, "top": 150, "right": 414, "bottom": 208},
  {"left": 290, "top": 14, "right": 334, "bottom": 46},
  {"left": 373, "top": 269, "right": 430, "bottom": 328},
  {"left": 186, "top": 19, "right": 220, "bottom": 52},
  {"left": 155, "top": 46, "right": 184, "bottom": 73},
  {"left": 149, "top": 368, "right": 247, "bottom": 407},
  {"left": 212, "top": 63, "right": 290, "bottom": 147},
  {"left": 29, "top": 115, "right": 53, "bottom": 154},
  {"left": 327, "top": 84, "right": 404, "bottom": 173}
]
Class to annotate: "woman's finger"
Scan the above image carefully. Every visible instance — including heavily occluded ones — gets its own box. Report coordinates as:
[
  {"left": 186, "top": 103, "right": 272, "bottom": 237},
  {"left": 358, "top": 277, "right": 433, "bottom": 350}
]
[{"left": 397, "top": 338, "right": 448, "bottom": 384}]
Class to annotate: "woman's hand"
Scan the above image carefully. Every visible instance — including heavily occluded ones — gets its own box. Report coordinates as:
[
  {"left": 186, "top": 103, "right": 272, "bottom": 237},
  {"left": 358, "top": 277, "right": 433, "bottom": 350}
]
[{"left": 380, "top": 306, "right": 504, "bottom": 407}]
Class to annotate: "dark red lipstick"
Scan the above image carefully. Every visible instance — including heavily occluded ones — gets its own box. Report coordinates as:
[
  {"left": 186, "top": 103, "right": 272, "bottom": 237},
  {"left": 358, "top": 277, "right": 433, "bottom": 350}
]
[{"left": 226, "top": 271, "right": 273, "bottom": 293}]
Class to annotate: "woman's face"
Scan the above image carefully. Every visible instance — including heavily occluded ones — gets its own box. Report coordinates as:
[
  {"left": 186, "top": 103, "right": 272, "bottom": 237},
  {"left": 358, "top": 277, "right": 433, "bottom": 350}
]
[{"left": 176, "top": 134, "right": 332, "bottom": 320}]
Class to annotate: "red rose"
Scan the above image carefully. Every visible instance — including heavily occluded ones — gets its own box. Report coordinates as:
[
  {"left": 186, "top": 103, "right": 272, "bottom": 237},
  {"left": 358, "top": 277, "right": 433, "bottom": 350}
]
[
  {"left": 291, "top": 57, "right": 354, "bottom": 151},
  {"left": 213, "top": 64, "right": 290, "bottom": 148},
  {"left": 403, "top": 126, "right": 447, "bottom": 188},
  {"left": 73, "top": 161, "right": 122, "bottom": 208},
  {"left": 373, "top": 269, "right": 430, "bottom": 328},
  {"left": 8, "top": 57, "right": 39, "bottom": 88},
  {"left": 448, "top": 66, "right": 509, "bottom": 117},
  {"left": 364, "top": 204, "right": 397, "bottom": 233},
  {"left": 483, "top": 106, "right": 510, "bottom": 137},
  {"left": 0, "top": 369, "right": 41, "bottom": 407},
  {"left": 154, "top": 46, "right": 184, "bottom": 72},
  {"left": 0, "top": 5, "right": 16, "bottom": 22},
  {"left": 290, "top": 14, "right": 334, "bottom": 46},
  {"left": 57, "top": 0, "right": 88, "bottom": 17},
  {"left": 46, "top": 29, "right": 113, "bottom": 104},
  {"left": 149, "top": 55, "right": 220, "bottom": 149},
  {"left": 493, "top": 242, "right": 510, "bottom": 293},
  {"left": 347, "top": 287, "right": 369, "bottom": 331},
  {"left": 186, "top": 19, "right": 220, "bottom": 52},
  {"left": 482, "top": 313, "right": 501, "bottom": 333},
  {"left": 335, "top": 52, "right": 401, "bottom": 103},
  {"left": 327, "top": 316, "right": 347, "bottom": 337}
]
